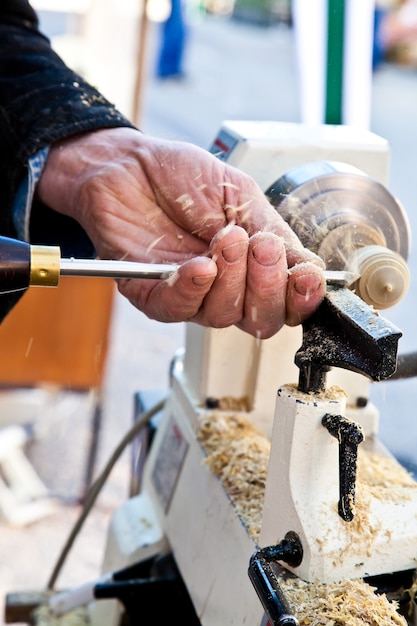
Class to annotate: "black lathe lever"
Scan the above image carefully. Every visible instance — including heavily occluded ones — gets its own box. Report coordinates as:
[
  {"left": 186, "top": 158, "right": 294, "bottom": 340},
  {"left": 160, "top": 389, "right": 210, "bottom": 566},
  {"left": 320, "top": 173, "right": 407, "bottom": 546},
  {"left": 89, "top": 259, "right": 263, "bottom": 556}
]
[
  {"left": 295, "top": 284, "right": 402, "bottom": 394},
  {"left": 248, "top": 532, "right": 303, "bottom": 625},
  {"left": 322, "top": 413, "right": 364, "bottom": 521}
]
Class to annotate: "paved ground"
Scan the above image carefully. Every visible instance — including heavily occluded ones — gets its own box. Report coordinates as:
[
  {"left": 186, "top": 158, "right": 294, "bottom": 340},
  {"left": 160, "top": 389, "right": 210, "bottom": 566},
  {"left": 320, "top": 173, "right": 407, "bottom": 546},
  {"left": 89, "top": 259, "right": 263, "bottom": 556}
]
[{"left": 1, "top": 9, "right": 417, "bottom": 625}]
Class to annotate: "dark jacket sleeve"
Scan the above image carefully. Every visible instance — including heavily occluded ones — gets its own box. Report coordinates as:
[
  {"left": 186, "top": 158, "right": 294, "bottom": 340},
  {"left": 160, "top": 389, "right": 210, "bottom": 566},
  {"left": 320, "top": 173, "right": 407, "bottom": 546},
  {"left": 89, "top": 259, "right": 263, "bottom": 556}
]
[
  {"left": 0, "top": 0, "right": 133, "bottom": 246},
  {"left": 0, "top": 0, "right": 137, "bottom": 317}
]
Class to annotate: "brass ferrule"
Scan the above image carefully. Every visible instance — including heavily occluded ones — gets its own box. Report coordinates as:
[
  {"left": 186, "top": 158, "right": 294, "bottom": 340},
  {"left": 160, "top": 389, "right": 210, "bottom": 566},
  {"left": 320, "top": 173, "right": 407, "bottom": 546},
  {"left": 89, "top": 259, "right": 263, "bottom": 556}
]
[{"left": 30, "top": 245, "right": 61, "bottom": 287}]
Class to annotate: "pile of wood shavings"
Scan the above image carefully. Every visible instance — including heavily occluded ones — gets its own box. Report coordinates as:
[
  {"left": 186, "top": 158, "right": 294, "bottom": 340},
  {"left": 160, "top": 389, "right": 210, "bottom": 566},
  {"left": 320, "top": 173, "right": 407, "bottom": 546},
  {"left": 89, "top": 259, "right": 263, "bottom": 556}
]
[
  {"left": 358, "top": 448, "right": 417, "bottom": 491},
  {"left": 341, "top": 447, "right": 417, "bottom": 559},
  {"left": 32, "top": 605, "right": 89, "bottom": 626},
  {"left": 281, "top": 577, "right": 407, "bottom": 626},
  {"left": 196, "top": 410, "right": 412, "bottom": 625},
  {"left": 197, "top": 411, "right": 270, "bottom": 539},
  {"left": 213, "top": 395, "right": 250, "bottom": 411}
]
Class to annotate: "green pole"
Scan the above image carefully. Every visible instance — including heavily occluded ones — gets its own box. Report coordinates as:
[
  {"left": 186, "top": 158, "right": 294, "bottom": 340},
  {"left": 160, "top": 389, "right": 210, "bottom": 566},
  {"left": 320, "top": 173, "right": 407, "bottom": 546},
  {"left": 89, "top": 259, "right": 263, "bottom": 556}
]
[{"left": 325, "top": 0, "right": 345, "bottom": 124}]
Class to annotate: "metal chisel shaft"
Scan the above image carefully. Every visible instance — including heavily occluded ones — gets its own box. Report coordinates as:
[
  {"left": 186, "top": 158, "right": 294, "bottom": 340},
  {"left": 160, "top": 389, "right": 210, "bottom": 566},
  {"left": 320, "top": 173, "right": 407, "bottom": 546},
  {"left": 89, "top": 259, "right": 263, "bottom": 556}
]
[{"left": 60, "top": 258, "right": 179, "bottom": 280}]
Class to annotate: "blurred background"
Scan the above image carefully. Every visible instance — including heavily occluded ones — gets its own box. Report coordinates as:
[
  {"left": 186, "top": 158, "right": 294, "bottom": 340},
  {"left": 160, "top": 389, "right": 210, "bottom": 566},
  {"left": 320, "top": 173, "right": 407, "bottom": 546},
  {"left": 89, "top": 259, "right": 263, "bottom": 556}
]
[{"left": 1, "top": 0, "right": 417, "bottom": 623}]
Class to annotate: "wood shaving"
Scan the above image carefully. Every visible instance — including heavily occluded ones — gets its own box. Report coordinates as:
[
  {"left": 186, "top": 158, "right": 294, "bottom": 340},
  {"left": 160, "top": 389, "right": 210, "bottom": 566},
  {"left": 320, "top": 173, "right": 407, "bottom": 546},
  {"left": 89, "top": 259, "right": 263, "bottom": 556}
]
[
  {"left": 212, "top": 396, "right": 250, "bottom": 411},
  {"left": 358, "top": 449, "right": 417, "bottom": 490},
  {"left": 284, "top": 382, "right": 347, "bottom": 402},
  {"left": 197, "top": 411, "right": 269, "bottom": 538},
  {"left": 32, "top": 605, "right": 89, "bottom": 626},
  {"left": 281, "top": 577, "right": 407, "bottom": 625},
  {"left": 342, "top": 448, "right": 417, "bottom": 558}
]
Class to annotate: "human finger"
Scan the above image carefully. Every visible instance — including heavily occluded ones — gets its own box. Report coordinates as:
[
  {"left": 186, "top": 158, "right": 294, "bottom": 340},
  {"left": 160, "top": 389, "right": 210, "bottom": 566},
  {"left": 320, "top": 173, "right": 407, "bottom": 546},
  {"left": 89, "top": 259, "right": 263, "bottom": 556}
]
[
  {"left": 191, "top": 224, "right": 249, "bottom": 329},
  {"left": 117, "top": 256, "right": 218, "bottom": 323},
  {"left": 234, "top": 232, "right": 288, "bottom": 339},
  {"left": 285, "top": 262, "right": 326, "bottom": 327}
]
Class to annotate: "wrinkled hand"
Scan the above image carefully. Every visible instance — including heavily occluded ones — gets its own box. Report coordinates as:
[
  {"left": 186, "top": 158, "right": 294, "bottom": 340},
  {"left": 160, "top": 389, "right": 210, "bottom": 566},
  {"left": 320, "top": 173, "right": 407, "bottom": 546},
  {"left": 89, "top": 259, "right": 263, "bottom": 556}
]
[{"left": 37, "top": 128, "right": 325, "bottom": 339}]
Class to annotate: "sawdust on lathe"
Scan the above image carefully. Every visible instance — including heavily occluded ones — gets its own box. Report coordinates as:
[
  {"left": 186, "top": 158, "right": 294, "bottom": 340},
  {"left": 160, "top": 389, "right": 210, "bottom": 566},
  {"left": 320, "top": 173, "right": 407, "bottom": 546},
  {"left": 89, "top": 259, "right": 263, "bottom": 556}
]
[
  {"left": 358, "top": 448, "right": 417, "bottom": 492},
  {"left": 196, "top": 410, "right": 413, "bottom": 626},
  {"left": 282, "top": 576, "right": 407, "bottom": 626},
  {"left": 197, "top": 411, "right": 269, "bottom": 539},
  {"left": 32, "top": 605, "right": 89, "bottom": 626}
]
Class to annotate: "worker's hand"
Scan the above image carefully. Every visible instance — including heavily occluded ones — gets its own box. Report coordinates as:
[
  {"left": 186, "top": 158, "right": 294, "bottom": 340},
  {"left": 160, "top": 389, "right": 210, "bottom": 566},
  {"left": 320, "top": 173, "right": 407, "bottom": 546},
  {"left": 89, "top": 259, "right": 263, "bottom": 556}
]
[{"left": 37, "top": 128, "right": 325, "bottom": 339}]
